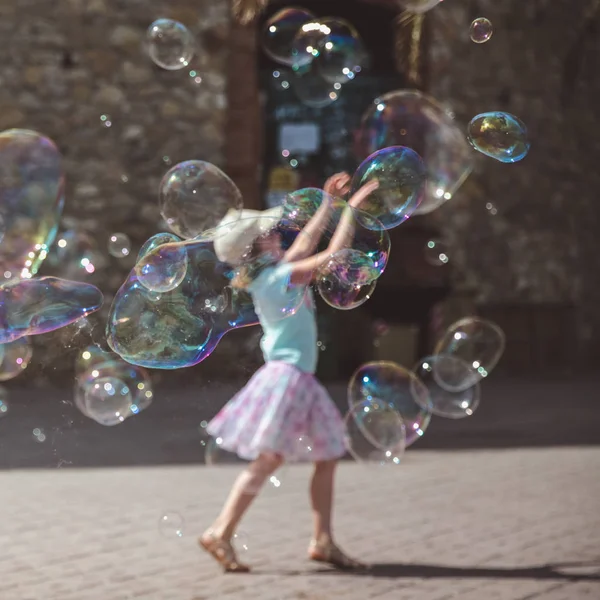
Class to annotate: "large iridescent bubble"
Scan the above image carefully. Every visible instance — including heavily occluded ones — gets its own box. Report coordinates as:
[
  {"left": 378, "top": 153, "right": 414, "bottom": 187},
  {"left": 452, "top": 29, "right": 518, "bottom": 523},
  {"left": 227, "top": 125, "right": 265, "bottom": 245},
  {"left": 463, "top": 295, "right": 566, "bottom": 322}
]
[
  {"left": 355, "top": 90, "right": 473, "bottom": 215},
  {"left": 348, "top": 361, "right": 431, "bottom": 448},
  {"left": 159, "top": 161, "right": 243, "bottom": 240},
  {"left": 350, "top": 146, "right": 426, "bottom": 229},
  {"left": 107, "top": 215, "right": 314, "bottom": 369},
  {"left": 0, "top": 277, "right": 103, "bottom": 343},
  {"left": 0, "top": 129, "right": 64, "bottom": 279},
  {"left": 467, "top": 112, "right": 530, "bottom": 163},
  {"left": 263, "top": 7, "right": 315, "bottom": 66}
]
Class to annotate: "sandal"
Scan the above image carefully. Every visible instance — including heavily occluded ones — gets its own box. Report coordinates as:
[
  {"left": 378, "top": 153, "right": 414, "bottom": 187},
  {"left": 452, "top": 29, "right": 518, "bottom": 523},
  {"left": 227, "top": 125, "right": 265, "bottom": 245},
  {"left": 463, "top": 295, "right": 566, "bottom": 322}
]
[
  {"left": 199, "top": 530, "right": 251, "bottom": 573},
  {"left": 308, "top": 539, "right": 368, "bottom": 571}
]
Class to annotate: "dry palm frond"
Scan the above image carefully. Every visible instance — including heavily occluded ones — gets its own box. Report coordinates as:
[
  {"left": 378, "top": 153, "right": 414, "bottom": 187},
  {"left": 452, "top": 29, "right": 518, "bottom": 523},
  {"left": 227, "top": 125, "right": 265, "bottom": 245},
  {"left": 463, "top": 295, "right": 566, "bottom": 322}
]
[
  {"left": 394, "top": 11, "right": 425, "bottom": 86},
  {"left": 233, "top": 0, "right": 270, "bottom": 25}
]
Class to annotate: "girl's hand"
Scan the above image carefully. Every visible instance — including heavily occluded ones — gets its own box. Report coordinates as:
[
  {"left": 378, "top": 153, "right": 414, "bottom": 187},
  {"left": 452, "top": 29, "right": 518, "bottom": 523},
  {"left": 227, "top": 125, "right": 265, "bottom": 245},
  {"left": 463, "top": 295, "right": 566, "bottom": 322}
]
[
  {"left": 324, "top": 172, "right": 351, "bottom": 197},
  {"left": 347, "top": 180, "right": 379, "bottom": 208}
]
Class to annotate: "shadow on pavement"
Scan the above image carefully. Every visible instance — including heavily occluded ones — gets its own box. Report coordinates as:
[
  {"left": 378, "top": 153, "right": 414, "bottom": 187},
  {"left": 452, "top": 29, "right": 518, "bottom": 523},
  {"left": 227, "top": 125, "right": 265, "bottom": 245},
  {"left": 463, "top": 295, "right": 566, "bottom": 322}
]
[{"left": 275, "top": 560, "right": 600, "bottom": 581}]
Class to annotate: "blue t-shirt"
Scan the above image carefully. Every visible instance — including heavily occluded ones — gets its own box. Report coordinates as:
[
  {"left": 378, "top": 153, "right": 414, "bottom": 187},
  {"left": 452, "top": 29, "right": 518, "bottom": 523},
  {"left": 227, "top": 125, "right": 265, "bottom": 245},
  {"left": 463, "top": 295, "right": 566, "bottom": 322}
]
[{"left": 248, "top": 262, "right": 318, "bottom": 374}]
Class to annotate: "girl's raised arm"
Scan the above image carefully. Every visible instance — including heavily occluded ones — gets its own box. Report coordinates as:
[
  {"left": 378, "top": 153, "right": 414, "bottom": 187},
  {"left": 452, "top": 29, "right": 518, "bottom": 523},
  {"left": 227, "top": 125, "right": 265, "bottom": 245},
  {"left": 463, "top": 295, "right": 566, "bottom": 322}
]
[{"left": 287, "top": 180, "right": 379, "bottom": 285}]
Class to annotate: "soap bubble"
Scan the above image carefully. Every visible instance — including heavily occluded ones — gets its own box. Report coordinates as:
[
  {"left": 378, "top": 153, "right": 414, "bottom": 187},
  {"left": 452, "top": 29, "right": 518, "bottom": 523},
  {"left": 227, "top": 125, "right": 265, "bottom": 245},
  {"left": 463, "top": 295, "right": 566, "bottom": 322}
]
[
  {"left": 470, "top": 18, "right": 493, "bottom": 44},
  {"left": 0, "top": 129, "right": 64, "bottom": 279},
  {"left": 107, "top": 215, "right": 314, "bottom": 369},
  {"left": 398, "top": 0, "right": 442, "bottom": 13},
  {"left": 316, "top": 249, "right": 378, "bottom": 310},
  {"left": 159, "top": 512, "right": 184, "bottom": 538},
  {"left": 291, "top": 68, "right": 341, "bottom": 109},
  {"left": 75, "top": 359, "right": 153, "bottom": 421},
  {"left": 84, "top": 376, "right": 132, "bottom": 426},
  {"left": 0, "top": 277, "right": 103, "bottom": 344},
  {"left": 425, "top": 239, "right": 450, "bottom": 266},
  {"left": 344, "top": 400, "right": 406, "bottom": 465},
  {"left": 413, "top": 356, "right": 480, "bottom": 419},
  {"left": 291, "top": 19, "right": 331, "bottom": 72},
  {"left": 467, "top": 112, "right": 530, "bottom": 163},
  {"left": 355, "top": 90, "right": 473, "bottom": 215},
  {"left": 74, "top": 345, "right": 115, "bottom": 377},
  {"left": 33, "top": 427, "right": 46, "bottom": 443},
  {"left": 159, "top": 160, "right": 243, "bottom": 239},
  {"left": 350, "top": 146, "right": 426, "bottom": 229},
  {"left": 146, "top": 19, "right": 195, "bottom": 71},
  {"left": 313, "top": 18, "right": 365, "bottom": 85},
  {"left": 135, "top": 242, "right": 188, "bottom": 294},
  {"left": 205, "top": 436, "right": 248, "bottom": 466},
  {"left": 282, "top": 189, "right": 390, "bottom": 274},
  {"left": 348, "top": 361, "right": 431, "bottom": 448},
  {"left": 0, "top": 386, "right": 8, "bottom": 417},
  {"left": 263, "top": 7, "right": 315, "bottom": 65},
  {"left": 108, "top": 233, "right": 131, "bottom": 258},
  {"left": 46, "top": 229, "right": 107, "bottom": 279},
  {"left": 433, "top": 317, "right": 505, "bottom": 391},
  {"left": 0, "top": 337, "right": 33, "bottom": 381},
  {"left": 137, "top": 232, "right": 182, "bottom": 261}
]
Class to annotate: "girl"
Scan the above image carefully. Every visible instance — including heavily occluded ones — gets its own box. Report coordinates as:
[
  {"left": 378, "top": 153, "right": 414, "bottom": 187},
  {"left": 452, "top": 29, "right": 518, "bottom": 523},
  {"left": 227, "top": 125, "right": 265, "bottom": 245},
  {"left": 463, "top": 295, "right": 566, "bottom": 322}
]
[{"left": 201, "top": 173, "right": 379, "bottom": 573}]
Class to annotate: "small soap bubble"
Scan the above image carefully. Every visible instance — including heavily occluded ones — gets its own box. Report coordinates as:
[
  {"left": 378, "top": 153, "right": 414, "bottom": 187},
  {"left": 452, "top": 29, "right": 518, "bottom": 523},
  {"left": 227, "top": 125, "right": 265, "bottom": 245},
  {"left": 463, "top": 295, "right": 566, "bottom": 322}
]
[
  {"left": 316, "top": 249, "right": 378, "bottom": 311},
  {"left": 108, "top": 233, "right": 131, "bottom": 258},
  {"left": 470, "top": 18, "right": 493, "bottom": 44},
  {"left": 84, "top": 376, "right": 132, "bottom": 426},
  {"left": 344, "top": 400, "right": 406, "bottom": 465},
  {"left": 291, "top": 68, "right": 341, "bottom": 109},
  {"left": 467, "top": 112, "right": 530, "bottom": 163},
  {"left": 33, "top": 427, "right": 47, "bottom": 443},
  {"left": 433, "top": 317, "right": 505, "bottom": 391},
  {"left": 413, "top": 356, "right": 480, "bottom": 419},
  {"left": 159, "top": 512, "right": 184, "bottom": 538},
  {"left": 0, "top": 386, "right": 9, "bottom": 417},
  {"left": 0, "top": 337, "right": 33, "bottom": 381},
  {"left": 147, "top": 19, "right": 195, "bottom": 71},
  {"left": 425, "top": 239, "right": 450, "bottom": 266},
  {"left": 263, "top": 8, "right": 315, "bottom": 66},
  {"left": 47, "top": 229, "right": 106, "bottom": 279},
  {"left": 135, "top": 243, "right": 188, "bottom": 293},
  {"left": 159, "top": 160, "right": 244, "bottom": 239},
  {"left": 233, "top": 531, "right": 250, "bottom": 553}
]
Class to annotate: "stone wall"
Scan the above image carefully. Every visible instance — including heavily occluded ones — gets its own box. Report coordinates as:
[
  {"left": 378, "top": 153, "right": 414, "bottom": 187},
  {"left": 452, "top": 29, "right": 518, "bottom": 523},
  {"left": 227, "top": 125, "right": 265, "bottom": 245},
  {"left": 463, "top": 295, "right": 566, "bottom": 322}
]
[
  {"left": 0, "top": 0, "right": 243, "bottom": 384},
  {"left": 427, "top": 0, "right": 600, "bottom": 357}
]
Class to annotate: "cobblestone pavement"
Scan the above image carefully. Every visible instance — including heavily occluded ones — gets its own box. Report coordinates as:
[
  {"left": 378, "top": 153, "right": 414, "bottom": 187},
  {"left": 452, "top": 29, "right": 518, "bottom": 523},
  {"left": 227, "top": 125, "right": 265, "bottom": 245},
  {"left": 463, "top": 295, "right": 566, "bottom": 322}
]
[{"left": 1, "top": 447, "right": 599, "bottom": 600}]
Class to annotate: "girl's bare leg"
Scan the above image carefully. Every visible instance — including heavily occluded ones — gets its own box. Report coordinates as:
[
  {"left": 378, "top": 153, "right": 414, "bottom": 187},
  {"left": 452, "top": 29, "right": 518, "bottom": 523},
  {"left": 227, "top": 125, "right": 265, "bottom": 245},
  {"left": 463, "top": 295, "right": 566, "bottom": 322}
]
[
  {"left": 308, "top": 459, "right": 366, "bottom": 570},
  {"left": 200, "top": 452, "right": 283, "bottom": 571},
  {"left": 207, "top": 452, "right": 283, "bottom": 541}
]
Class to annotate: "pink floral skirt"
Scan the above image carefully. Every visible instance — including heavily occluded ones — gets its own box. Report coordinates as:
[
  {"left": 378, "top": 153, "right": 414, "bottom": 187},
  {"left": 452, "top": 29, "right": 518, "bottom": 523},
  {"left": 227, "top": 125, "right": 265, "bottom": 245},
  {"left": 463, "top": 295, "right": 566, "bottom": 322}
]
[{"left": 206, "top": 361, "right": 347, "bottom": 462}]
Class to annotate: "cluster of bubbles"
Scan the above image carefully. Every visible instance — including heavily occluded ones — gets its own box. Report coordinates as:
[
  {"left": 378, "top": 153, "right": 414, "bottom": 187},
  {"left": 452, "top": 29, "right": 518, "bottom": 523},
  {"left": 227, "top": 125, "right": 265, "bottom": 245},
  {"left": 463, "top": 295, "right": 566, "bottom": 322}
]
[
  {"left": 343, "top": 316, "right": 505, "bottom": 464},
  {"left": 262, "top": 8, "right": 367, "bottom": 108}
]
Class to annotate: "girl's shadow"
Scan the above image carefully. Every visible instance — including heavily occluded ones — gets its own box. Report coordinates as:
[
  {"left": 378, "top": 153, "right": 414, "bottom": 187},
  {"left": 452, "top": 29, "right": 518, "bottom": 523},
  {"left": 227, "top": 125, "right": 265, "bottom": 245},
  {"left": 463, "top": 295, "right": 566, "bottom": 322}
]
[{"left": 270, "top": 560, "right": 600, "bottom": 581}]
